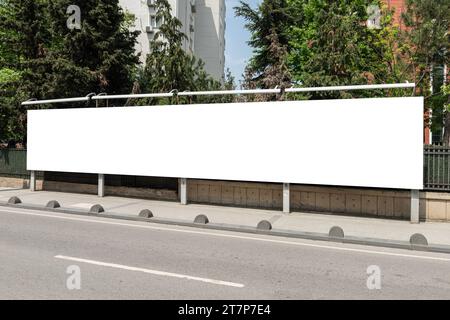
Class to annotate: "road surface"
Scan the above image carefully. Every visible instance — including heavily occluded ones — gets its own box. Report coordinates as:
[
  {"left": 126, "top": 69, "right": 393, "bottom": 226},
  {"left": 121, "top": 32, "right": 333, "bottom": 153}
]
[{"left": 1, "top": 206, "right": 450, "bottom": 299}]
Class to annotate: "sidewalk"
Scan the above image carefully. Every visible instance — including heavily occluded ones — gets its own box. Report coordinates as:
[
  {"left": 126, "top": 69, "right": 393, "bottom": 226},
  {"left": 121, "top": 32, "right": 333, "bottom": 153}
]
[{"left": 1, "top": 187, "right": 450, "bottom": 247}]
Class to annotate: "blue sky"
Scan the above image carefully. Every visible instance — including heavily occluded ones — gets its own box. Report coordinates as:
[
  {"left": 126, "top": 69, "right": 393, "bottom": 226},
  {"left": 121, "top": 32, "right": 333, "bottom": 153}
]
[{"left": 225, "top": 0, "right": 261, "bottom": 84}]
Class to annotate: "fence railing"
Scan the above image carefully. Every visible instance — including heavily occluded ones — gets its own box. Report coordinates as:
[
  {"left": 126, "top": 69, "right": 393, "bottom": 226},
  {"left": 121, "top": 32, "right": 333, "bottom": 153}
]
[
  {"left": 424, "top": 145, "right": 450, "bottom": 191},
  {"left": 2, "top": 147, "right": 450, "bottom": 191},
  {"left": 0, "top": 149, "right": 29, "bottom": 178}
]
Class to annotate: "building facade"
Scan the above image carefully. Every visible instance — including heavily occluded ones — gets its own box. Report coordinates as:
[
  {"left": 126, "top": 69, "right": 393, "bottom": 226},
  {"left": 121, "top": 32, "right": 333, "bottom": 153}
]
[
  {"left": 119, "top": 0, "right": 226, "bottom": 82},
  {"left": 194, "top": 0, "right": 226, "bottom": 83}
]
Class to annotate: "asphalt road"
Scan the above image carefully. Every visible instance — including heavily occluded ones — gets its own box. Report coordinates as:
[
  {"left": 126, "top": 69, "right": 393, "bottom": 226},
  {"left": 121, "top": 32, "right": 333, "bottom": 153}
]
[{"left": 1, "top": 206, "right": 450, "bottom": 300}]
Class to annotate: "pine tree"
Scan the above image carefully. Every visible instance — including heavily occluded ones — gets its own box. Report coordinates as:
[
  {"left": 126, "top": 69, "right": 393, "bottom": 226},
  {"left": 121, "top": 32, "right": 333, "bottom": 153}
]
[
  {"left": 0, "top": 0, "right": 140, "bottom": 144},
  {"left": 142, "top": 0, "right": 223, "bottom": 105},
  {"left": 235, "top": 0, "right": 292, "bottom": 85},
  {"left": 47, "top": 0, "right": 140, "bottom": 99},
  {"left": 261, "top": 29, "right": 292, "bottom": 100}
]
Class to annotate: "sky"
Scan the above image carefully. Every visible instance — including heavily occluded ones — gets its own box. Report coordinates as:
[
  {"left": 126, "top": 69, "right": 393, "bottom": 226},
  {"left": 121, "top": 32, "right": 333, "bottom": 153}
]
[{"left": 224, "top": 0, "right": 261, "bottom": 84}]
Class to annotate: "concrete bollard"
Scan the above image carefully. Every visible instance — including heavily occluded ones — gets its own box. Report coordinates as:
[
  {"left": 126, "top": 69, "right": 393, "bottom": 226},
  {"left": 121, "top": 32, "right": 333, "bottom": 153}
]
[
  {"left": 8, "top": 196, "right": 21, "bottom": 205},
  {"left": 89, "top": 204, "right": 105, "bottom": 214},
  {"left": 194, "top": 214, "right": 209, "bottom": 224},
  {"left": 46, "top": 200, "right": 61, "bottom": 209},
  {"left": 410, "top": 233, "right": 428, "bottom": 248},
  {"left": 139, "top": 209, "right": 153, "bottom": 218},
  {"left": 257, "top": 220, "right": 272, "bottom": 231},
  {"left": 329, "top": 226, "right": 345, "bottom": 239}
]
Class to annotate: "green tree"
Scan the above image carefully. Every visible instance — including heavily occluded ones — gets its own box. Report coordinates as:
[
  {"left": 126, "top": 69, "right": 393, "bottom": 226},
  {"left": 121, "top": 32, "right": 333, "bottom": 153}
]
[
  {"left": 0, "top": 0, "right": 51, "bottom": 145},
  {"left": 241, "top": 28, "right": 292, "bottom": 101},
  {"left": 141, "top": 0, "right": 225, "bottom": 105},
  {"left": 47, "top": 0, "right": 140, "bottom": 99},
  {"left": 402, "top": 0, "right": 450, "bottom": 144},
  {"left": 0, "top": 68, "right": 22, "bottom": 145},
  {"left": 237, "top": 0, "right": 411, "bottom": 100},
  {"left": 0, "top": 0, "right": 140, "bottom": 144},
  {"left": 287, "top": 0, "right": 409, "bottom": 99},
  {"left": 235, "top": 0, "right": 293, "bottom": 86}
]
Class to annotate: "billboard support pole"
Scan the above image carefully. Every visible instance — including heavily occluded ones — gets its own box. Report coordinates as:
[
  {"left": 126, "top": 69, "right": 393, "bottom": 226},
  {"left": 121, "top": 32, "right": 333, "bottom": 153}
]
[
  {"left": 180, "top": 178, "right": 187, "bottom": 205},
  {"left": 411, "top": 189, "right": 420, "bottom": 223},
  {"left": 283, "top": 183, "right": 290, "bottom": 214},
  {"left": 30, "top": 171, "right": 36, "bottom": 192},
  {"left": 98, "top": 174, "right": 105, "bottom": 197}
]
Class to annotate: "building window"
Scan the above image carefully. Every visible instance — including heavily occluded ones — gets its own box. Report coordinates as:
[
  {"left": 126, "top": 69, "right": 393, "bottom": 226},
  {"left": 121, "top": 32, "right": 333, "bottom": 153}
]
[{"left": 149, "top": 15, "right": 163, "bottom": 29}]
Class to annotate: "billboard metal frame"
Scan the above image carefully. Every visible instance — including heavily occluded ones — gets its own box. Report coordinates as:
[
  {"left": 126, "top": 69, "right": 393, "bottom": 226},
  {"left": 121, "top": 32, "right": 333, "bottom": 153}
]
[{"left": 23, "top": 82, "right": 421, "bottom": 223}]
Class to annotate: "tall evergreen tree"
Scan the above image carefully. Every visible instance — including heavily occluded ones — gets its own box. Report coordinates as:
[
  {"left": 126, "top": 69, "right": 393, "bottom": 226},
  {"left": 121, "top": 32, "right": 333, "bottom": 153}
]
[
  {"left": 141, "top": 0, "right": 224, "bottom": 105},
  {"left": 262, "top": 29, "right": 292, "bottom": 99},
  {"left": 402, "top": 0, "right": 450, "bottom": 144},
  {"left": 47, "top": 0, "right": 140, "bottom": 99},
  {"left": 0, "top": 0, "right": 140, "bottom": 144},
  {"left": 235, "top": 0, "right": 293, "bottom": 86}
]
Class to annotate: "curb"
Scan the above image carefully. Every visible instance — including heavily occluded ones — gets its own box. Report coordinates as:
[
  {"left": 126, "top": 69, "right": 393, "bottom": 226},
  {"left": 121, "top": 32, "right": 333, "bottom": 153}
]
[{"left": 2, "top": 201, "right": 450, "bottom": 255}]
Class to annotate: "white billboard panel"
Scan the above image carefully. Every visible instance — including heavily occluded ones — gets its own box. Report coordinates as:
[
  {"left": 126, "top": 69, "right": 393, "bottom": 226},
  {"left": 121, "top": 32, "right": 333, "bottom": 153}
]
[{"left": 27, "top": 97, "right": 424, "bottom": 189}]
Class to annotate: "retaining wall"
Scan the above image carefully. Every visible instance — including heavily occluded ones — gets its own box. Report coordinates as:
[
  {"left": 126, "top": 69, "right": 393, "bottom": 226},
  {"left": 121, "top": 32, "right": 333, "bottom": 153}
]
[{"left": 1, "top": 176, "right": 449, "bottom": 222}]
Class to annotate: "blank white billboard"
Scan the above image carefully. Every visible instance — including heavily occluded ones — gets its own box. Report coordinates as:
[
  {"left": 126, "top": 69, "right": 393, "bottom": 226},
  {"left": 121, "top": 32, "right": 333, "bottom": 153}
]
[{"left": 27, "top": 97, "right": 424, "bottom": 190}]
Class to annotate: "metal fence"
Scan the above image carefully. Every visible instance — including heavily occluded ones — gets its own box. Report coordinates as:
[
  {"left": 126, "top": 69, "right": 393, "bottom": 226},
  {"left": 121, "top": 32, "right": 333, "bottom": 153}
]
[
  {"left": 2, "top": 147, "right": 450, "bottom": 191},
  {"left": 0, "top": 149, "right": 29, "bottom": 178},
  {"left": 424, "top": 145, "right": 450, "bottom": 191},
  {"left": 0, "top": 149, "right": 177, "bottom": 190}
]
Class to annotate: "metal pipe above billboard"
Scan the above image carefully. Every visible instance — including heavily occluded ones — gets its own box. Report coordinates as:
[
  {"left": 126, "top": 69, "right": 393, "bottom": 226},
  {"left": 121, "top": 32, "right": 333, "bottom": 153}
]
[{"left": 27, "top": 97, "right": 424, "bottom": 190}]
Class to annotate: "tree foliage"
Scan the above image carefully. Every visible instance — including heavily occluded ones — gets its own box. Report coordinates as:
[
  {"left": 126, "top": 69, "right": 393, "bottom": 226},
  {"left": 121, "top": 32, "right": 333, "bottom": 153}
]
[
  {"left": 46, "top": 0, "right": 140, "bottom": 98},
  {"left": 0, "top": 0, "right": 140, "bottom": 144},
  {"left": 236, "top": 0, "right": 450, "bottom": 140},
  {"left": 402, "top": 0, "right": 450, "bottom": 144},
  {"left": 236, "top": 0, "right": 414, "bottom": 99},
  {"left": 287, "top": 0, "right": 415, "bottom": 99},
  {"left": 235, "top": 0, "right": 293, "bottom": 85},
  {"left": 140, "top": 0, "right": 233, "bottom": 105}
]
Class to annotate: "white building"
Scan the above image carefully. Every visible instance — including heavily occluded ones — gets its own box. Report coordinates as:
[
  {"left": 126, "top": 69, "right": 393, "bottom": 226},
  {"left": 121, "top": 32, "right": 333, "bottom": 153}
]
[{"left": 119, "top": 0, "right": 226, "bottom": 82}]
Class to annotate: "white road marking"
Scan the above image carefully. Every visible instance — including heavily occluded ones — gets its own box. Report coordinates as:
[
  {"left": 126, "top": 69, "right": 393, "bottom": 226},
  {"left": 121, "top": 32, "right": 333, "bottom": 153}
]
[
  {"left": 55, "top": 255, "right": 244, "bottom": 288},
  {"left": 3, "top": 207, "right": 450, "bottom": 262}
]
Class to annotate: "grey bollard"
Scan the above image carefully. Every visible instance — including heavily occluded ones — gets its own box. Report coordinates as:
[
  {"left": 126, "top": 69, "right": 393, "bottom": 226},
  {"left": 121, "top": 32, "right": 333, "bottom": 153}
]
[
  {"left": 410, "top": 233, "right": 428, "bottom": 248},
  {"left": 89, "top": 204, "right": 105, "bottom": 214},
  {"left": 46, "top": 200, "right": 61, "bottom": 209},
  {"left": 139, "top": 209, "right": 154, "bottom": 218},
  {"left": 194, "top": 214, "right": 209, "bottom": 224},
  {"left": 329, "top": 226, "right": 345, "bottom": 239},
  {"left": 257, "top": 220, "right": 272, "bottom": 231},
  {"left": 8, "top": 196, "right": 21, "bottom": 205}
]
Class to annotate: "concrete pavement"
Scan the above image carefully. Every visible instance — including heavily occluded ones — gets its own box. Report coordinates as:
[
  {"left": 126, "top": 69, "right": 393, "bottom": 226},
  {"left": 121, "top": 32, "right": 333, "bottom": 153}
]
[
  {"left": 1, "top": 205, "right": 450, "bottom": 299},
  {"left": 1, "top": 188, "right": 450, "bottom": 246}
]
